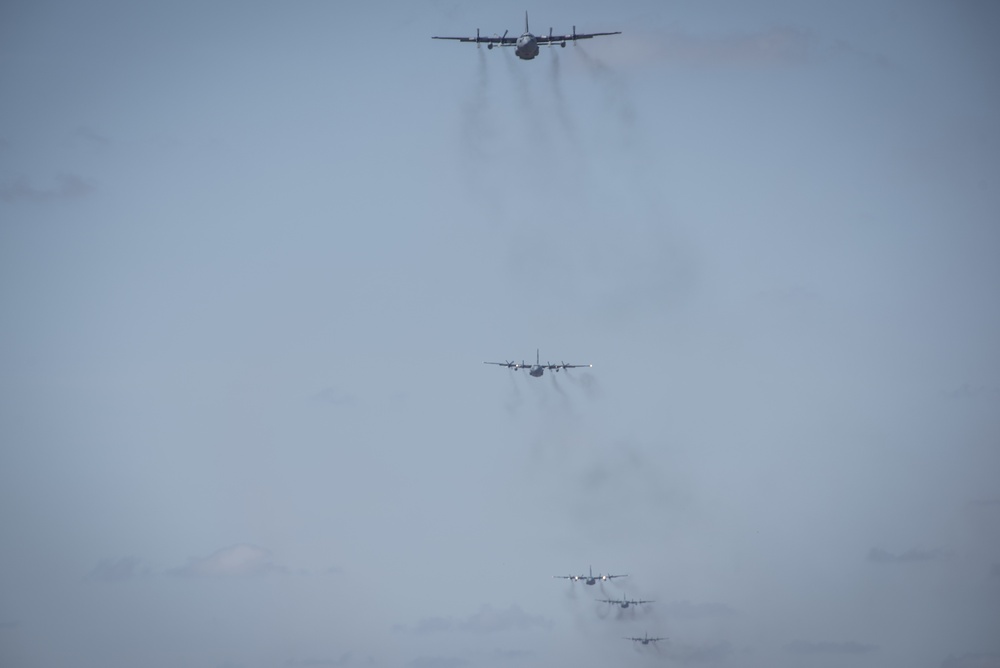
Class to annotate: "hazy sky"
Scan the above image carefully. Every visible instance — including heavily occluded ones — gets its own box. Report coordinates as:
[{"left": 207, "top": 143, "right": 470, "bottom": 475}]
[{"left": 2, "top": 1, "right": 999, "bottom": 667}]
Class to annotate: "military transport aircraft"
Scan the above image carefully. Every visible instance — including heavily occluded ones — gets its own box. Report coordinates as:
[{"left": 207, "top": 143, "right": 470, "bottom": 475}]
[
  {"left": 554, "top": 565, "right": 626, "bottom": 585},
  {"left": 433, "top": 12, "right": 621, "bottom": 61},
  {"left": 598, "top": 593, "right": 654, "bottom": 609},
  {"left": 625, "top": 632, "right": 667, "bottom": 645},
  {"left": 485, "top": 349, "right": 591, "bottom": 378}
]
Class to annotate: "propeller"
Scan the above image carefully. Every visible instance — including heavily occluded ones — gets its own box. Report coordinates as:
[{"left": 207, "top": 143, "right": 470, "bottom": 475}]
[{"left": 475, "top": 27, "right": 480, "bottom": 46}]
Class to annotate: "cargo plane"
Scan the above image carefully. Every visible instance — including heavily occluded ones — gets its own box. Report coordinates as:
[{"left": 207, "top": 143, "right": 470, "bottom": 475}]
[
  {"left": 433, "top": 12, "right": 621, "bottom": 61},
  {"left": 485, "top": 349, "right": 591, "bottom": 378},
  {"left": 554, "top": 565, "right": 625, "bottom": 585},
  {"left": 598, "top": 593, "right": 654, "bottom": 609}
]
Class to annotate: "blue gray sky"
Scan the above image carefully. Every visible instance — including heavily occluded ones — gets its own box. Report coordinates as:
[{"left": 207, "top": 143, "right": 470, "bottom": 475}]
[{"left": 2, "top": 1, "right": 999, "bottom": 667}]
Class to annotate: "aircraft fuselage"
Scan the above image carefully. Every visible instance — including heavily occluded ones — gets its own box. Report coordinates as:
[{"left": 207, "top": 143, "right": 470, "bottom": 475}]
[
  {"left": 515, "top": 33, "right": 539, "bottom": 59},
  {"left": 529, "top": 365, "right": 544, "bottom": 377}
]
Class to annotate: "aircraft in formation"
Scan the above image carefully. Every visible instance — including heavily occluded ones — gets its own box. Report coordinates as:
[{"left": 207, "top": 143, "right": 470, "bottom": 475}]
[
  {"left": 598, "top": 592, "right": 654, "bottom": 609},
  {"left": 438, "top": 10, "right": 667, "bottom": 655},
  {"left": 554, "top": 565, "right": 626, "bottom": 585},
  {"left": 554, "top": 566, "right": 667, "bottom": 646},
  {"left": 433, "top": 12, "right": 621, "bottom": 61},
  {"left": 485, "top": 349, "right": 591, "bottom": 378}
]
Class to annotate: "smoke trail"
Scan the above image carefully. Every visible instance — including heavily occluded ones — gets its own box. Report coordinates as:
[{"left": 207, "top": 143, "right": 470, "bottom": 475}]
[
  {"left": 504, "top": 47, "right": 547, "bottom": 148},
  {"left": 549, "top": 371, "right": 568, "bottom": 397},
  {"left": 564, "top": 371, "right": 602, "bottom": 401},
  {"left": 462, "top": 48, "right": 491, "bottom": 160},
  {"left": 614, "top": 606, "right": 636, "bottom": 622},
  {"left": 575, "top": 45, "right": 637, "bottom": 147},
  {"left": 548, "top": 48, "right": 577, "bottom": 143},
  {"left": 504, "top": 370, "right": 523, "bottom": 415}
]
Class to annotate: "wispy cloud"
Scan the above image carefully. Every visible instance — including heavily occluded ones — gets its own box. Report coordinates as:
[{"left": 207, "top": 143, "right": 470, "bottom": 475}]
[
  {"left": 0, "top": 174, "right": 94, "bottom": 203},
  {"left": 312, "top": 387, "right": 357, "bottom": 406},
  {"left": 168, "top": 544, "right": 286, "bottom": 577},
  {"left": 660, "top": 600, "right": 738, "bottom": 619},
  {"left": 458, "top": 605, "right": 553, "bottom": 633},
  {"left": 286, "top": 654, "right": 352, "bottom": 667},
  {"left": 489, "top": 648, "right": 534, "bottom": 661},
  {"left": 868, "top": 547, "right": 951, "bottom": 564},
  {"left": 664, "top": 641, "right": 733, "bottom": 663},
  {"left": 941, "top": 653, "right": 1000, "bottom": 668},
  {"left": 414, "top": 616, "right": 453, "bottom": 634},
  {"left": 945, "top": 384, "right": 1000, "bottom": 399},
  {"left": 87, "top": 556, "right": 147, "bottom": 583},
  {"left": 786, "top": 640, "right": 878, "bottom": 654},
  {"left": 601, "top": 26, "right": 815, "bottom": 69},
  {"left": 660, "top": 27, "right": 813, "bottom": 66},
  {"left": 71, "top": 126, "right": 111, "bottom": 149},
  {"left": 409, "top": 605, "right": 553, "bottom": 635},
  {"left": 409, "top": 658, "right": 469, "bottom": 668}
]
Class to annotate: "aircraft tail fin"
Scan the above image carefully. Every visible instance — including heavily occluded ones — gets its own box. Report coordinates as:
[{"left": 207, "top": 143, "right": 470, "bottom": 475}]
[
  {"left": 536, "top": 348, "right": 540, "bottom": 365},
  {"left": 525, "top": 11, "right": 529, "bottom": 33}
]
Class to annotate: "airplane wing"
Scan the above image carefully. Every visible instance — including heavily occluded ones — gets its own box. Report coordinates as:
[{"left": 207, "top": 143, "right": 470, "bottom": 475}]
[
  {"left": 553, "top": 574, "right": 583, "bottom": 580},
  {"left": 546, "top": 362, "right": 592, "bottom": 370},
  {"left": 636, "top": 599, "right": 654, "bottom": 605},
  {"left": 596, "top": 598, "right": 615, "bottom": 604},
  {"left": 432, "top": 31, "right": 516, "bottom": 45},
  {"left": 484, "top": 361, "right": 524, "bottom": 369},
  {"left": 603, "top": 573, "right": 626, "bottom": 579},
  {"left": 537, "top": 28, "right": 621, "bottom": 44}
]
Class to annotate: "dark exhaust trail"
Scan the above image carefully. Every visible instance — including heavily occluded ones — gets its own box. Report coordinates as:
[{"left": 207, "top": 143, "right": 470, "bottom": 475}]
[
  {"left": 614, "top": 606, "right": 636, "bottom": 622},
  {"left": 564, "top": 371, "right": 602, "bottom": 400},
  {"left": 504, "top": 368, "right": 523, "bottom": 415},
  {"left": 505, "top": 48, "right": 546, "bottom": 148},
  {"left": 565, "top": 581, "right": 577, "bottom": 599},
  {"left": 462, "top": 48, "right": 491, "bottom": 159},
  {"left": 575, "top": 45, "right": 637, "bottom": 147},
  {"left": 549, "top": 371, "right": 568, "bottom": 396},
  {"left": 548, "top": 49, "right": 577, "bottom": 143}
]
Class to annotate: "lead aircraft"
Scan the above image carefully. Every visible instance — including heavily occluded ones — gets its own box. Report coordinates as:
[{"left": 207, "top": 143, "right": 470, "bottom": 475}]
[
  {"left": 625, "top": 632, "right": 668, "bottom": 645},
  {"left": 554, "top": 565, "right": 626, "bottom": 585},
  {"left": 433, "top": 12, "right": 621, "bottom": 60},
  {"left": 485, "top": 349, "right": 591, "bottom": 378}
]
